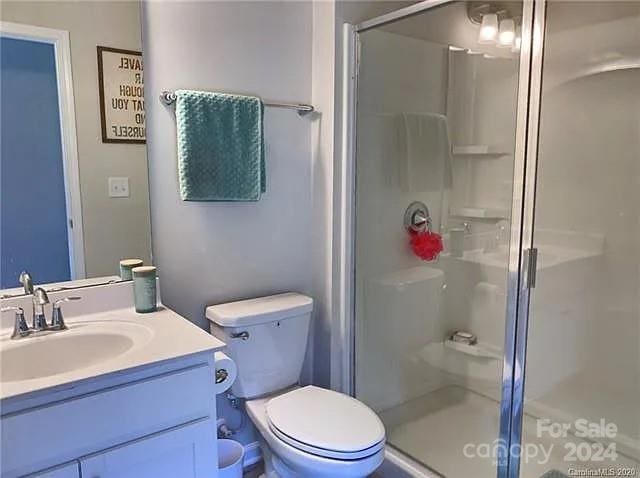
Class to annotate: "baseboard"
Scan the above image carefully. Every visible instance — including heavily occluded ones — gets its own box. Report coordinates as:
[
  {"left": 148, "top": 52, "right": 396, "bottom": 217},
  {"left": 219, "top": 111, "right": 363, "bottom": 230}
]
[{"left": 243, "top": 441, "right": 262, "bottom": 468}]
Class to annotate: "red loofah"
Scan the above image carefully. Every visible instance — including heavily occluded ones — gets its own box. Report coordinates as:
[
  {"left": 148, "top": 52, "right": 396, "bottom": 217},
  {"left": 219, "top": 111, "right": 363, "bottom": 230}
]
[{"left": 409, "top": 230, "right": 444, "bottom": 261}]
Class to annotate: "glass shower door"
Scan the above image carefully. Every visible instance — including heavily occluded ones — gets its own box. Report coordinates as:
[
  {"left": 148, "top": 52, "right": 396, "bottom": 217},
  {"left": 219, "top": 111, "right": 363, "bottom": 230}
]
[
  {"left": 352, "top": 2, "right": 528, "bottom": 476},
  {"left": 517, "top": 2, "right": 640, "bottom": 477}
]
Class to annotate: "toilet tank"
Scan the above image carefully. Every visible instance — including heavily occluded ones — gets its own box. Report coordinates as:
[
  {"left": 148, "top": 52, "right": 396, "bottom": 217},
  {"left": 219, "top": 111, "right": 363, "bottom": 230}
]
[{"left": 206, "top": 293, "right": 313, "bottom": 399}]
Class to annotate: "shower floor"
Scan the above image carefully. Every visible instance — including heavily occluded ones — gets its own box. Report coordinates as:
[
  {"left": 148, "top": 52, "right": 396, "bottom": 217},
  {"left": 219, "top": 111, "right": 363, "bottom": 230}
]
[{"left": 379, "top": 385, "right": 639, "bottom": 478}]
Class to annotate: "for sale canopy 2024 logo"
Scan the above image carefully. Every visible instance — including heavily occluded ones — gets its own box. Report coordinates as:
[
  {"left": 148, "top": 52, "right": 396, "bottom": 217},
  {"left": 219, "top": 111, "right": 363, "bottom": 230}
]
[{"left": 462, "top": 418, "right": 619, "bottom": 466}]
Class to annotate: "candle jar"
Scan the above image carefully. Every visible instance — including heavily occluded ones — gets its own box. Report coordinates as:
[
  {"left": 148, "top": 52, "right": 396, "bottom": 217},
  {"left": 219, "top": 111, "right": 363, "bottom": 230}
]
[
  {"left": 132, "top": 266, "right": 157, "bottom": 313},
  {"left": 119, "top": 259, "right": 144, "bottom": 280}
]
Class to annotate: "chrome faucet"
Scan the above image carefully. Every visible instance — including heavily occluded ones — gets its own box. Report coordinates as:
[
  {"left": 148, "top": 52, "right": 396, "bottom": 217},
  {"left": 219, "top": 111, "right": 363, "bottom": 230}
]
[
  {"left": 1, "top": 293, "right": 81, "bottom": 340},
  {"left": 32, "top": 288, "right": 50, "bottom": 331},
  {"left": 3, "top": 271, "right": 81, "bottom": 339},
  {"left": 17, "top": 272, "right": 50, "bottom": 331}
]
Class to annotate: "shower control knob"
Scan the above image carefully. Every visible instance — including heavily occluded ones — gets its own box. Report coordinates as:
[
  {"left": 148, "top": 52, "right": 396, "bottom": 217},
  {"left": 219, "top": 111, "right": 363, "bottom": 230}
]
[{"left": 404, "top": 201, "right": 432, "bottom": 233}]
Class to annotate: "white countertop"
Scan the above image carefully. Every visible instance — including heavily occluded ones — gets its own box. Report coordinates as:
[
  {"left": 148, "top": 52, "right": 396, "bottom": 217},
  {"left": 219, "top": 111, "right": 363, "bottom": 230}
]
[{"left": 0, "top": 306, "right": 225, "bottom": 401}]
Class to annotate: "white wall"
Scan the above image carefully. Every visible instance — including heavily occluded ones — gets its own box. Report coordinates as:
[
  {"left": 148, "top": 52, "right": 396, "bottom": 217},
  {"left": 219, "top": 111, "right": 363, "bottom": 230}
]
[{"left": 1, "top": 1, "right": 152, "bottom": 277}]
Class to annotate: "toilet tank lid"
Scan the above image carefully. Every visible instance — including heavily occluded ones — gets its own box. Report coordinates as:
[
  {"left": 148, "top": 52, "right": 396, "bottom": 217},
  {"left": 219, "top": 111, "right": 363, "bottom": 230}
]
[{"left": 206, "top": 293, "right": 313, "bottom": 327}]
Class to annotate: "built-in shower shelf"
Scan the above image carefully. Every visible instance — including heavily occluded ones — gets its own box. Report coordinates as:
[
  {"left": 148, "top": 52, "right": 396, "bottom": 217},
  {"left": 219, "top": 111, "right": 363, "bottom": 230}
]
[
  {"left": 444, "top": 340, "right": 501, "bottom": 360},
  {"left": 450, "top": 207, "right": 508, "bottom": 220},
  {"left": 452, "top": 145, "right": 510, "bottom": 157}
]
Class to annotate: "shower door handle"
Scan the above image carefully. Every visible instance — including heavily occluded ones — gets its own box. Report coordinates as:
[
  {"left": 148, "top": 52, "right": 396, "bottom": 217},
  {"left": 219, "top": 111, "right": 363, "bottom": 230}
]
[{"left": 526, "top": 248, "right": 538, "bottom": 289}]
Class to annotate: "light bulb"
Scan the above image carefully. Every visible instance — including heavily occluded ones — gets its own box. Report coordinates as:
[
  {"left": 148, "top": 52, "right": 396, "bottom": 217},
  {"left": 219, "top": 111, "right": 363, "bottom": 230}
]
[
  {"left": 498, "top": 18, "right": 516, "bottom": 48},
  {"left": 478, "top": 13, "right": 498, "bottom": 44}
]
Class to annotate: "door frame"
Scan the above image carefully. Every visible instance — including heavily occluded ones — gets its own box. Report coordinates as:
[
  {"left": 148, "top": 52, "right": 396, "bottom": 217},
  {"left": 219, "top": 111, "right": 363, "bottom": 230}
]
[
  {"left": 0, "top": 21, "right": 85, "bottom": 279},
  {"left": 336, "top": 0, "right": 546, "bottom": 476}
]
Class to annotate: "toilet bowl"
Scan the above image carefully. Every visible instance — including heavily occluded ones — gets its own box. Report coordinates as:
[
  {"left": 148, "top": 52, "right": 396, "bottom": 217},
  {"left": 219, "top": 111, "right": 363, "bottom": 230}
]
[
  {"left": 207, "top": 293, "right": 386, "bottom": 478},
  {"left": 246, "top": 386, "right": 385, "bottom": 478}
]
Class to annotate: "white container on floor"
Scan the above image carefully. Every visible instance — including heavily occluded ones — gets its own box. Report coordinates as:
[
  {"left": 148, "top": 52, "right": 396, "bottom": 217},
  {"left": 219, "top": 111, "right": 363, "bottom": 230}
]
[{"left": 218, "top": 439, "right": 244, "bottom": 478}]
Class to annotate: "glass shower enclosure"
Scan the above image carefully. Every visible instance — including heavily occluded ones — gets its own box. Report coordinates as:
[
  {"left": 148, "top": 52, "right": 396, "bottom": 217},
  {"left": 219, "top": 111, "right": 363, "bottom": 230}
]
[{"left": 347, "top": 1, "right": 640, "bottom": 477}]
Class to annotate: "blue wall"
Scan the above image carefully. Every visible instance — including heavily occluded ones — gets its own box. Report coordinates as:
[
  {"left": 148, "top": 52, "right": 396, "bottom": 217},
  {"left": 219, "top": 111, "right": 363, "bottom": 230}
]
[{"left": 1, "top": 37, "right": 71, "bottom": 288}]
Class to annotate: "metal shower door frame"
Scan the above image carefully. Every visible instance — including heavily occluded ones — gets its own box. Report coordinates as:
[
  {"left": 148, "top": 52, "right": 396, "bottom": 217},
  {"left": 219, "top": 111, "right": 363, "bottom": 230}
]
[
  {"left": 500, "top": 0, "right": 547, "bottom": 476},
  {"left": 341, "top": 0, "right": 550, "bottom": 476}
]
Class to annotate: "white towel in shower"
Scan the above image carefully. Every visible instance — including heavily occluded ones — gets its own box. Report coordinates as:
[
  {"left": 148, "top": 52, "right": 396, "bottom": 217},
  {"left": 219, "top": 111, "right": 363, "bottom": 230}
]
[{"left": 396, "top": 113, "right": 452, "bottom": 193}]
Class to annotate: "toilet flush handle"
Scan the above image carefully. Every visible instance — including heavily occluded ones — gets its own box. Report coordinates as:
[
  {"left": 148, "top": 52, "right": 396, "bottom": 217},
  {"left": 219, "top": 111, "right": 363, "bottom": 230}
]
[{"left": 230, "top": 331, "right": 249, "bottom": 340}]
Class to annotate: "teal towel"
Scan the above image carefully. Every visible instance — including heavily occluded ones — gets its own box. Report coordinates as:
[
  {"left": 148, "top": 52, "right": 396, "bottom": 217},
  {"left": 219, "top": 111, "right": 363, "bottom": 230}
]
[{"left": 175, "top": 90, "right": 266, "bottom": 201}]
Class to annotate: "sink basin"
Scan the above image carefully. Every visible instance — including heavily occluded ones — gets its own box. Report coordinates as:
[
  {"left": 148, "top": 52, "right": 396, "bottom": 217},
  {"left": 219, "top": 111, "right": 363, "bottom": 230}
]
[{"left": 0, "top": 321, "right": 152, "bottom": 383}]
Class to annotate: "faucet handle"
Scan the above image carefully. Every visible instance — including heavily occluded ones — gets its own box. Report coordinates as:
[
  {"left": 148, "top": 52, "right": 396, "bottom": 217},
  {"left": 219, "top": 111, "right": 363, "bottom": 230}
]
[
  {"left": 2, "top": 306, "right": 30, "bottom": 339},
  {"left": 51, "top": 296, "right": 81, "bottom": 331}
]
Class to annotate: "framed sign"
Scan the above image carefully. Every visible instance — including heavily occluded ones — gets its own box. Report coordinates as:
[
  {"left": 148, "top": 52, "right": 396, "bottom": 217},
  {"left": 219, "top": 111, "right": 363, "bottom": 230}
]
[{"left": 97, "top": 46, "right": 145, "bottom": 144}]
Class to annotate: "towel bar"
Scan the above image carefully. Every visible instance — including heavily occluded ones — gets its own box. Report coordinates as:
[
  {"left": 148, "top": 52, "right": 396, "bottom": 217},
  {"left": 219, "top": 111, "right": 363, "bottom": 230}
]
[{"left": 159, "top": 91, "right": 314, "bottom": 116}]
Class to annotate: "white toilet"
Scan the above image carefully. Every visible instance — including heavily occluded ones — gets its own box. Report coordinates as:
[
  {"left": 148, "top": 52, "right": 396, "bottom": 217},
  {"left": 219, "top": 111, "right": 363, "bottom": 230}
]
[{"left": 207, "top": 293, "right": 385, "bottom": 478}]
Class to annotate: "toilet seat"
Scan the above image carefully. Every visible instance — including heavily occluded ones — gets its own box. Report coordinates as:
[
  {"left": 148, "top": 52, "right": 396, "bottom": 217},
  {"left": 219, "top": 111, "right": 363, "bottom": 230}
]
[
  {"left": 266, "top": 386, "right": 386, "bottom": 460},
  {"left": 268, "top": 422, "right": 385, "bottom": 460}
]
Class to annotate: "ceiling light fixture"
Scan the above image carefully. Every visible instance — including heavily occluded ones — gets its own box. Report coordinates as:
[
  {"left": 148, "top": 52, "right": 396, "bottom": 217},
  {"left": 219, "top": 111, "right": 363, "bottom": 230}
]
[
  {"left": 478, "top": 13, "right": 498, "bottom": 44},
  {"left": 498, "top": 18, "right": 516, "bottom": 47}
]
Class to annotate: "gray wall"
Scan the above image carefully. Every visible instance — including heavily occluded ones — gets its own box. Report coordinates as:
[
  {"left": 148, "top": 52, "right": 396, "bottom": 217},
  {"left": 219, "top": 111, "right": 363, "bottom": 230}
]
[
  {"left": 142, "top": 0, "right": 317, "bottom": 446},
  {"left": 142, "top": 0, "right": 316, "bottom": 445},
  {"left": 142, "top": 0, "right": 313, "bottom": 331}
]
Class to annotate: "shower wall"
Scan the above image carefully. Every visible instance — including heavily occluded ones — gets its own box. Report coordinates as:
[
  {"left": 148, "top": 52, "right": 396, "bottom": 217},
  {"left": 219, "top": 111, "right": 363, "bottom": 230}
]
[
  {"left": 448, "top": 51, "right": 518, "bottom": 217},
  {"left": 353, "top": 7, "right": 524, "bottom": 475},
  {"left": 523, "top": 2, "right": 640, "bottom": 462},
  {"left": 354, "top": 24, "right": 524, "bottom": 412},
  {"left": 535, "top": 71, "right": 639, "bottom": 382},
  {"left": 355, "top": 29, "right": 450, "bottom": 411}
]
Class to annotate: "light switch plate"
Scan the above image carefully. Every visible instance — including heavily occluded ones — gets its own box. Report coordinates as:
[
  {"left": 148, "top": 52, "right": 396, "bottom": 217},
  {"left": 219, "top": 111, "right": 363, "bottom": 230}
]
[{"left": 108, "top": 177, "right": 130, "bottom": 197}]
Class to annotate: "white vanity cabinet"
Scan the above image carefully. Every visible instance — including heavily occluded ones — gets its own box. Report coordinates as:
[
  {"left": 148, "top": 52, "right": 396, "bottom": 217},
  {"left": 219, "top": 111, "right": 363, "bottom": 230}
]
[
  {"left": 23, "top": 421, "right": 214, "bottom": 478},
  {"left": 2, "top": 354, "right": 219, "bottom": 478},
  {"left": 79, "top": 419, "right": 214, "bottom": 478}
]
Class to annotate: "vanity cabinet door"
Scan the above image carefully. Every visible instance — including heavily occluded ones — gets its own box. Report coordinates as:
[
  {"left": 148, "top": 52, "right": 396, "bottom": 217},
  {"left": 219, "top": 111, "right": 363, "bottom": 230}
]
[
  {"left": 79, "top": 418, "right": 217, "bottom": 478},
  {"left": 29, "top": 462, "right": 80, "bottom": 478}
]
